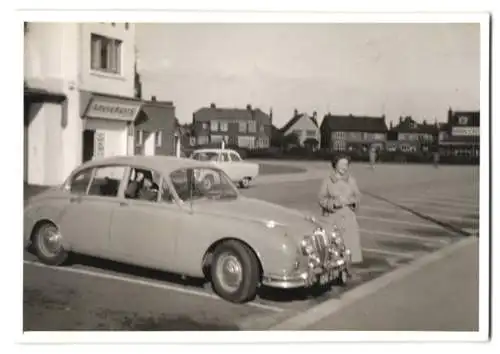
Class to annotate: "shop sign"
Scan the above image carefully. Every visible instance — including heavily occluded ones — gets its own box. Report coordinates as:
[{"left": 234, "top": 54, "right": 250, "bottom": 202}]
[
  {"left": 86, "top": 98, "right": 141, "bottom": 121},
  {"left": 451, "top": 126, "right": 480, "bottom": 137}
]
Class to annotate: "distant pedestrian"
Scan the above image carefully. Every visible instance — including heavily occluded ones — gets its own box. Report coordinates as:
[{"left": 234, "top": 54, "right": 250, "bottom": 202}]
[
  {"left": 433, "top": 151, "right": 440, "bottom": 168},
  {"left": 318, "top": 154, "right": 363, "bottom": 264},
  {"left": 369, "top": 146, "right": 377, "bottom": 170}
]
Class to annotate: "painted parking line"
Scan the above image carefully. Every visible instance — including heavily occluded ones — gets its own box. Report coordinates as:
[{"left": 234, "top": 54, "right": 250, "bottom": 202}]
[
  {"left": 23, "top": 260, "right": 285, "bottom": 313},
  {"left": 359, "top": 204, "right": 478, "bottom": 223},
  {"left": 365, "top": 198, "right": 478, "bottom": 213},
  {"left": 357, "top": 215, "right": 456, "bottom": 231},
  {"left": 390, "top": 197, "right": 478, "bottom": 209},
  {"left": 362, "top": 248, "right": 415, "bottom": 259},
  {"left": 359, "top": 228, "right": 450, "bottom": 244}
]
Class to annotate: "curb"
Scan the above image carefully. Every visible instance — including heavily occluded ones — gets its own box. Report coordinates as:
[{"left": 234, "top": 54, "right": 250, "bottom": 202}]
[{"left": 267, "top": 236, "right": 478, "bottom": 330}]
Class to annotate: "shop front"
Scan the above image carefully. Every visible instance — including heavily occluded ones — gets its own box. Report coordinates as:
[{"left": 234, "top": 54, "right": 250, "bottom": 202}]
[{"left": 80, "top": 92, "right": 142, "bottom": 162}]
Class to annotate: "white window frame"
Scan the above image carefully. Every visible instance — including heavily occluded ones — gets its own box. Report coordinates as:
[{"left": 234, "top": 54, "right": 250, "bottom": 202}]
[
  {"left": 210, "top": 120, "right": 219, "bottom": 132},
  {"left": 155, "top": 130, "right": 163, "bottom": 148},
  {"left": 201, "top": 122, "right": 209, "bottom": 130},
  {"left": 90, "top": 33, "right": 122, "bottom": 75},
  {"left": 247, "top": 121, "right": 257, "bottom": 133},
  {"left": 239, "top": 121, "right": 247, "bottom": 133},
  {"left": 219, "top": 121, "right": 229, "bottom": 132}
]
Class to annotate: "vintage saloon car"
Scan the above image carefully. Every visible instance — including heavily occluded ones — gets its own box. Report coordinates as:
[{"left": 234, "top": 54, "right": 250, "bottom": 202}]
[
  {"left": 24, "top": 156, "right": 351, "bottom": 303},
  {"left": 190, "top": 148, "right": 259, "bottom": 188}
]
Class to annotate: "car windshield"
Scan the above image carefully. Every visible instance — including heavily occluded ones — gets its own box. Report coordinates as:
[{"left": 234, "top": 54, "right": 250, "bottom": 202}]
[
  {"left": 192, "top": 152, "right": 219, "bottom": 161},
  {"left": 170, "top": 167, "right": 238, "bottom": 202}
]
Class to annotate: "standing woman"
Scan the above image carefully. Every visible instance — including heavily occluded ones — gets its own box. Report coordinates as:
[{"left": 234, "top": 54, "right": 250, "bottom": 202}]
[{"left": 318, "top": 154, "right": 363, "bottom": 264}]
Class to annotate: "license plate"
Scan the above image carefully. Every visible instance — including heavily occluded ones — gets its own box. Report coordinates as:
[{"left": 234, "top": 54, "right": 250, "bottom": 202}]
[{"left": 319, "top": 269, "right": 338, "bottom": 285}]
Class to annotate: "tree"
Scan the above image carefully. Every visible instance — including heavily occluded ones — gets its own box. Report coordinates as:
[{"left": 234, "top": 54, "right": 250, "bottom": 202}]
[{"left": 304, "top": 137, "right": 319, "bottom": 151}]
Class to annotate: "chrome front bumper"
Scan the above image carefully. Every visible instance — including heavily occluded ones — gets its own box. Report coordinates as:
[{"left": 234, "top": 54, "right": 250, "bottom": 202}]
[{"left": 261, "top": 255, "right": 351, "bottom": 289}]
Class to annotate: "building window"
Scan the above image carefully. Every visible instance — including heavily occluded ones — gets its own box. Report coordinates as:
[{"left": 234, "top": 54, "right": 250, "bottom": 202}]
[
  {"left": 155, "top": 130, "right": 163, "bottom": 147},
  {"left": 211, "top": 135, "right": 223, "bottom": 143},
  {"left": 237, "top": 136, "right": 255, "bottom": 149},
  {"left": 247, "top": 121, "right": 257, "bottom": 133},
  {"left": 259, "top": 125, "right": 265, "bottom": 133},
  {"left": 210, "top": 120, "right": 219, "bottom": 132},
  {"left": 239, "top": 121, "right": 247, "bottom": 133},
  {"left": 219, "top": 122, "right": 228, "bottom": 132},
  {"left": 201, "top": 122, "right": 209, "bottom": 130},
  {"left": 135, "top": 129, "right": 143, "bottom": 146},
  {"left": 197, "top": 135, "right": 209, "bottom": 145},
  {"left": 292, "top": 129, "right": 302, "bottom": 137},
  {"left": 306, "top": 130, "right": 316, "bottom": 137},
  {"left": 91, "top": 34, "right": 122, "bottom": 74}
]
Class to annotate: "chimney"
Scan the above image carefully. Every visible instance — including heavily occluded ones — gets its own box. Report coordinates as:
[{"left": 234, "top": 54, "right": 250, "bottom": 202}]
[
  {"left": 313, "top": 111, "right": 317, "bottom": 119},
  {"left": 448, "top": 107, "right": 453, "bottom": 123},
  {"left": 399, "top": 116, "right": 403, "bottom": 123},
  {"left": 151, "top": 95, "right": 157, "bottom": 102},
  {"left": 246, "top": 104, "right": 252, "bottom": 111},
  {"left": 294, "top": 108, "right": 298, "bottom": 117},
  {"left": 269, "top": 107, "right": 273, "bottom": 124},
  {"left": 390, "top": 121, "right": 393, "bottom": 129},
  {"left": 210, "top": 102, "right": 216, "bottom": 109}
]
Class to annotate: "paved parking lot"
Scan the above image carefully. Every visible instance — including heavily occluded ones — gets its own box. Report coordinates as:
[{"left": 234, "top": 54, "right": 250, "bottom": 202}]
[{"left": 23, "top": 163, "right": 480, "bottom": 331}]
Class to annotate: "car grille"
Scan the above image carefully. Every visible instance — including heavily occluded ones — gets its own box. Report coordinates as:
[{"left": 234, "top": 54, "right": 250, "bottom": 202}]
[{"left": 311, "top": 230, "right": 332, "bottom": 266}]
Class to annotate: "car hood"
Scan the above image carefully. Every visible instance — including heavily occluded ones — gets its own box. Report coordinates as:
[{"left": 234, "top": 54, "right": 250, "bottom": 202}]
[{"left": 191, "top": 196, "right": 322, "bottom": 241}]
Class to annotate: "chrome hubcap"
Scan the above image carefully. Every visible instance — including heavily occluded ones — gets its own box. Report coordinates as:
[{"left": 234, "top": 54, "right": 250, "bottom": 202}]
[
  {"left": 215, "top": 253, "right": 243, "bottom": 293},
  {"left": 38, "top": 225, "right": 62, "bottom": 257}
]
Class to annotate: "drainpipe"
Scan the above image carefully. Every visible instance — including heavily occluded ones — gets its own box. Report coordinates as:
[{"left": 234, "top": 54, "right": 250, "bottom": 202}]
[{"left": 175, "top": 133, "right": 181, "bottom": 158}]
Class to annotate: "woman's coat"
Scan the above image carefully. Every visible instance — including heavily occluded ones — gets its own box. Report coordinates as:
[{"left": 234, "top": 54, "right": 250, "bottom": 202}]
[{"left": 318, "top": 172, "right": 363, "bottom": 264}]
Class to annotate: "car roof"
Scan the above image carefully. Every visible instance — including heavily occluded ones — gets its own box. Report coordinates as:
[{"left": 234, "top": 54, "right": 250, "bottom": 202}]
[
  {"left": 74, "top": 155, "right": 216, "bottom": 176},
  {"left": 193, "top": 148, "right": 237, "bottom": 154}
]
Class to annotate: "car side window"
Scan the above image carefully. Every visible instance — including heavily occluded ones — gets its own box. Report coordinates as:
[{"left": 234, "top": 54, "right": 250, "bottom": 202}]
[
  {"left": 87, "top": 166, "right": 127, "bottom": 198},
  {"left": 229, "top": 152, "right": 241, "bottom": 162},
  {"left": 69, "top": 168, "right": 93, "bottom": 194},
  {"left": 125, "top": 167, "right": 161, "bottom": 202},
  {"left": 220, "top": 153, "right": 229, "bottom": 162},
  {"left": 170, "top": 168, "right": 190, "bottom": 201}
]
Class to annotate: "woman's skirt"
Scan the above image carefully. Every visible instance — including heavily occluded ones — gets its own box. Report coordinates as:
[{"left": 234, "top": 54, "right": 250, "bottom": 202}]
[{"left": 327, "top": 207, "right": 363, "bottom": 264}]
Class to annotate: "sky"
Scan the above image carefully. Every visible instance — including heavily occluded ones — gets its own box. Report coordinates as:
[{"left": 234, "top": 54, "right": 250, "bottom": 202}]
[{"left": 135, "top": 23, "right": 480, "bottom": 128}]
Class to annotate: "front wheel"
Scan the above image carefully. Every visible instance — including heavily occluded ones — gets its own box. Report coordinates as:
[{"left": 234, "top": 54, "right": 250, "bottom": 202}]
[
  {"left": 33, "top": 222, "right": 69, "bottom": 266},
  {"left": 210, "top": 240, "right": 260, "bottom": 303},
  {"left": 239, "top": 177, "right": 251, "bottom": 188}
]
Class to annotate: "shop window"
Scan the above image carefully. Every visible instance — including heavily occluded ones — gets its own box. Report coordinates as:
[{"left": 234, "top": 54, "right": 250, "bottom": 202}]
[
  {"left": 155, "top": 130, "right": 163, "bottom": 147},
  {"left": 90, "top": 33, "right": 122, "bottom": 75},
  {"left": 135, "top": 129, "right": 144, "bottom": 146}
]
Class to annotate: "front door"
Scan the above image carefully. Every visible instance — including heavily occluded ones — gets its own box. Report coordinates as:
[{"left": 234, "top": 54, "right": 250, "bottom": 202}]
[
  {"left": 59, "top": 165, "right": 128, "bottom": 257},
  {"left": 108, "top": 169, "right": 180, "bottom": 270},
  {"left": 82, "top": 130, "right": 95, "bottom": 162}
]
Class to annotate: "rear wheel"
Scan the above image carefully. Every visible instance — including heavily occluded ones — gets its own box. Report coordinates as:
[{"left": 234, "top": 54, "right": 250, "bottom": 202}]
[
  {"left": 32, "top": 222, "right": 68, "bottom": 266},
  {"left": 210, "top": 240, "right": 260, "bottom": 303},
  {"left": 239, "top": 177, "right": 251, "bottom": 188}
]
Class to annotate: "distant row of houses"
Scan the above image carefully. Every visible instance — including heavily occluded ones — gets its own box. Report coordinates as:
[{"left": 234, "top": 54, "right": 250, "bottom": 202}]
[{"left": 186, "top": 104, "right": 480, "bottom": 156}]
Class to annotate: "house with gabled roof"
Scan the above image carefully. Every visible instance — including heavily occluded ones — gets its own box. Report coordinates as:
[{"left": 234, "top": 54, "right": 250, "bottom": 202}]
[
  {"left": 192, "top": 103, "right": 272, "bottom": 149},
  {"left": 280, "top": 109, "right": 320, "bottom": 150},
  {"left": 320, "top": 113, "right": 388, "bottom": 153}
]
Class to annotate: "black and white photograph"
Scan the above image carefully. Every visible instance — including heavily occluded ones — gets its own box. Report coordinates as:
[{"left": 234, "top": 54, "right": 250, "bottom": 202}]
[{"left": 9, "top": 2, "right": 494, "bottom": 350}]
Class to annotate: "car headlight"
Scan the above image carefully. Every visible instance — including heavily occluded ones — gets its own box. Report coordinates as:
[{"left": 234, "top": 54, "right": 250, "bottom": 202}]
[{"left": 300, "top": 238, "right": 315, "bottom": 256}]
